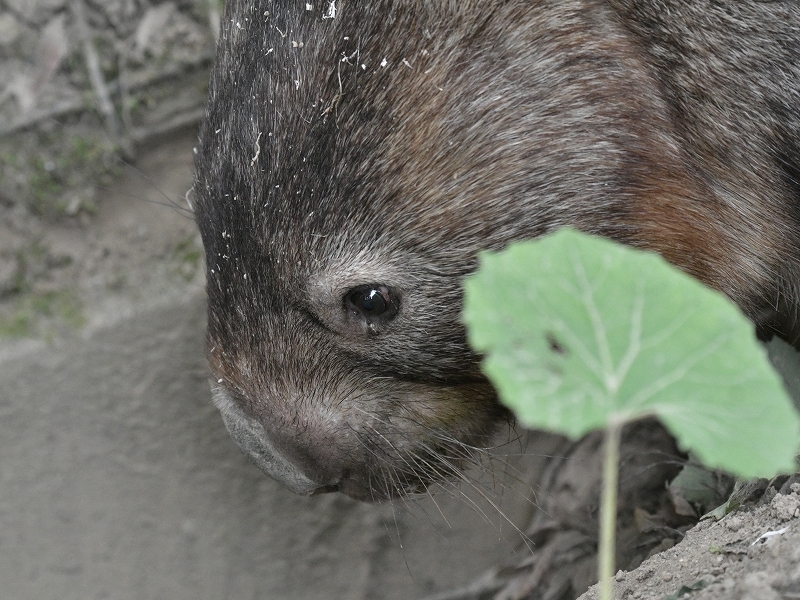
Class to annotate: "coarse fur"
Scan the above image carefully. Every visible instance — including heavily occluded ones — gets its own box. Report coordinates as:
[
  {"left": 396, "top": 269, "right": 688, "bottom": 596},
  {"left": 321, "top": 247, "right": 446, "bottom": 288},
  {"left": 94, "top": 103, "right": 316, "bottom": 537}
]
[{"left": 193, "top": 0, "right": 800, "bottom": 501}]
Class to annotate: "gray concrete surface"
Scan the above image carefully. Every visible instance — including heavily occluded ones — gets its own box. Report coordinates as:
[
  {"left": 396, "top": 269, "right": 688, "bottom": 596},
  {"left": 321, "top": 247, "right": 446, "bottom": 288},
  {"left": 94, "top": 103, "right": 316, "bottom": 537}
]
[{"left": 0, "top": 287, "right": 537, "bottom": 600}]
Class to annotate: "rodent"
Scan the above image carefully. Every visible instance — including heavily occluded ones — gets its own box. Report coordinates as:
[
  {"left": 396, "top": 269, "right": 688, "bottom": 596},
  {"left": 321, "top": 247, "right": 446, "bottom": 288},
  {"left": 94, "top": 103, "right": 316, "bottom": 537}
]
[{"left": 192, "top": 0, "right": 800, "bottom": 501}]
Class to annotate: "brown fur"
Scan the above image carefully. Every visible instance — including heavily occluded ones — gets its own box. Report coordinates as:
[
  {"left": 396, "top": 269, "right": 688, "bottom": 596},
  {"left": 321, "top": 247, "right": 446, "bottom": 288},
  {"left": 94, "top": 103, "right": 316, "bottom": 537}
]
[{"left": 193, "top": 0, "right": 800, "bottom": 500}]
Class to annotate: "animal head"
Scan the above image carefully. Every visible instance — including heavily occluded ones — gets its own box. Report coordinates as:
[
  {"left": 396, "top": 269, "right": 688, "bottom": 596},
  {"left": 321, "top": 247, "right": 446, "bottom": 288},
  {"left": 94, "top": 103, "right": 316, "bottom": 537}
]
[{"left": 193, "top": 0, "right": 755, "bottom": 500}]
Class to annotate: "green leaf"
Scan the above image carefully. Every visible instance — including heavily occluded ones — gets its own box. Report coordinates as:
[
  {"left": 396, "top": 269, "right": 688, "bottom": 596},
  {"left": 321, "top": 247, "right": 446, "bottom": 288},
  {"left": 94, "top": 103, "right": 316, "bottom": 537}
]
[{"left": 463, "top": 228, "right": 800, "bottom": 478}]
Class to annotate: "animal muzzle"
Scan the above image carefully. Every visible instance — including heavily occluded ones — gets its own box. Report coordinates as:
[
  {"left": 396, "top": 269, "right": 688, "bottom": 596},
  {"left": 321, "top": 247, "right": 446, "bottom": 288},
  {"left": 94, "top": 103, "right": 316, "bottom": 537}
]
[{"left": 210, "top": 383, "right": 342, "bottom": 496}]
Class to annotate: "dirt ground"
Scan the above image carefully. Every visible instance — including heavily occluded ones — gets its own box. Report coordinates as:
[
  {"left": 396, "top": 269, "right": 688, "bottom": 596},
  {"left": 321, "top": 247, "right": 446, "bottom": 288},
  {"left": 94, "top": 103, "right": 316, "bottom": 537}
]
[
  {"left": 0, "top": 0, "right": 213, "bottom": 339},
  {"left": 581, "top": 486, "right": 800, "bottom": 600},
  {"left": 2, "top": 1, "right": 799, "bottom": 599},
  {"left": 0, "top": 129, "right": 202, "bottom": 340}
]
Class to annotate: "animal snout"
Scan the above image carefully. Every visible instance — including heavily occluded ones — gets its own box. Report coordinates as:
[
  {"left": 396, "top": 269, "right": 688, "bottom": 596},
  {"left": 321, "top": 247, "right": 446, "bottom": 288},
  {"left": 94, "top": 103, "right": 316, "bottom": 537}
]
[{"left": 211, "top": 384, "right": 343, "bottom": 496}]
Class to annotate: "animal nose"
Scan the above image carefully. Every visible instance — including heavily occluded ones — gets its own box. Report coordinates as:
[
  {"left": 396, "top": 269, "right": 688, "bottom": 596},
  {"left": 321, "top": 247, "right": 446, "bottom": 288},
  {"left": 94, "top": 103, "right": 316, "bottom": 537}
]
[{"left": 212, "top": 384, "right": 342, "bottom": 495}]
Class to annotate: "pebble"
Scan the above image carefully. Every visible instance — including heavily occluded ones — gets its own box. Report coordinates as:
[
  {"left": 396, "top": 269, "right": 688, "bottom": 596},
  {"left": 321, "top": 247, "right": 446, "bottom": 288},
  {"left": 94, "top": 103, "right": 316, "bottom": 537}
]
[
  {"left": 771, "top": 493, "right": 800, "bottom": 521},
  {"left": 0, "top": 12, "right": 20, "bottom": 46},
  {"left": 0, "top": 257, "right": 18, "bottom": 296},
  {"left": 725, "top": 516, "right": 743, "bottom": 531}
]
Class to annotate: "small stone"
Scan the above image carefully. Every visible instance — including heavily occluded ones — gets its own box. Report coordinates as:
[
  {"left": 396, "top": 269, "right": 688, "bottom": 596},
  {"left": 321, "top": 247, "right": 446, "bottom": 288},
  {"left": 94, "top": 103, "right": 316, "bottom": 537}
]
[
  {"left": 0, "top": 12, "right": 21, "bottom": 46},
  {"left": 0, "top": 256, "right": 19, "bottom": 296},
  {"left": 771, "top": 493, "right": 800, "bottom": 521},
  {"left": 662, "top": 573, "right": 673, "bottom": 582},
  {"left": 725, "top": 516, "right": 743, "bottom": 531},
  {"left": 615, "top": 571, "right": 626, "bottom": 582},
  {"left": 64, "top": 196, "right": 82, "bottom": 217}
]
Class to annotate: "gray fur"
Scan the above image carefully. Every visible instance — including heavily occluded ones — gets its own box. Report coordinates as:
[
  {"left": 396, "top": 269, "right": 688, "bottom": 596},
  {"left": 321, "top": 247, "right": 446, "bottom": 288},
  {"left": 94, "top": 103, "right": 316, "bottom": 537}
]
[{"left": 194, "top": 0, "right": 800, "bottom": 500}]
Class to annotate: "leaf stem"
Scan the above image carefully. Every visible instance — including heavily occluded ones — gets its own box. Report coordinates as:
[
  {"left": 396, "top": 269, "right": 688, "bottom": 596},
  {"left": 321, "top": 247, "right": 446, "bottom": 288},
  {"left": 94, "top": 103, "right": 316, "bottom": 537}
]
[{"left": 599, "top": 418, "right": 623, "bottom": 600}]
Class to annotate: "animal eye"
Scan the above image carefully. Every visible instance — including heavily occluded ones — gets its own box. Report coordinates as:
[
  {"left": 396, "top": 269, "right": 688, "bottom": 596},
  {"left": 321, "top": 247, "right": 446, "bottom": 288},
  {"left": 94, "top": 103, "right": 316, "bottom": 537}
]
[{"left": 345, "top": 285, "right": 397, "bottom": 321}]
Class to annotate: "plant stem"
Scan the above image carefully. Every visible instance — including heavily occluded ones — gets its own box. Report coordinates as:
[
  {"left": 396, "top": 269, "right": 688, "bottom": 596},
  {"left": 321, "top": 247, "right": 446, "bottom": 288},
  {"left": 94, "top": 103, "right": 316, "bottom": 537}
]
[{"left": 598, "top": 418, "right": 623, "bottom": 600}]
